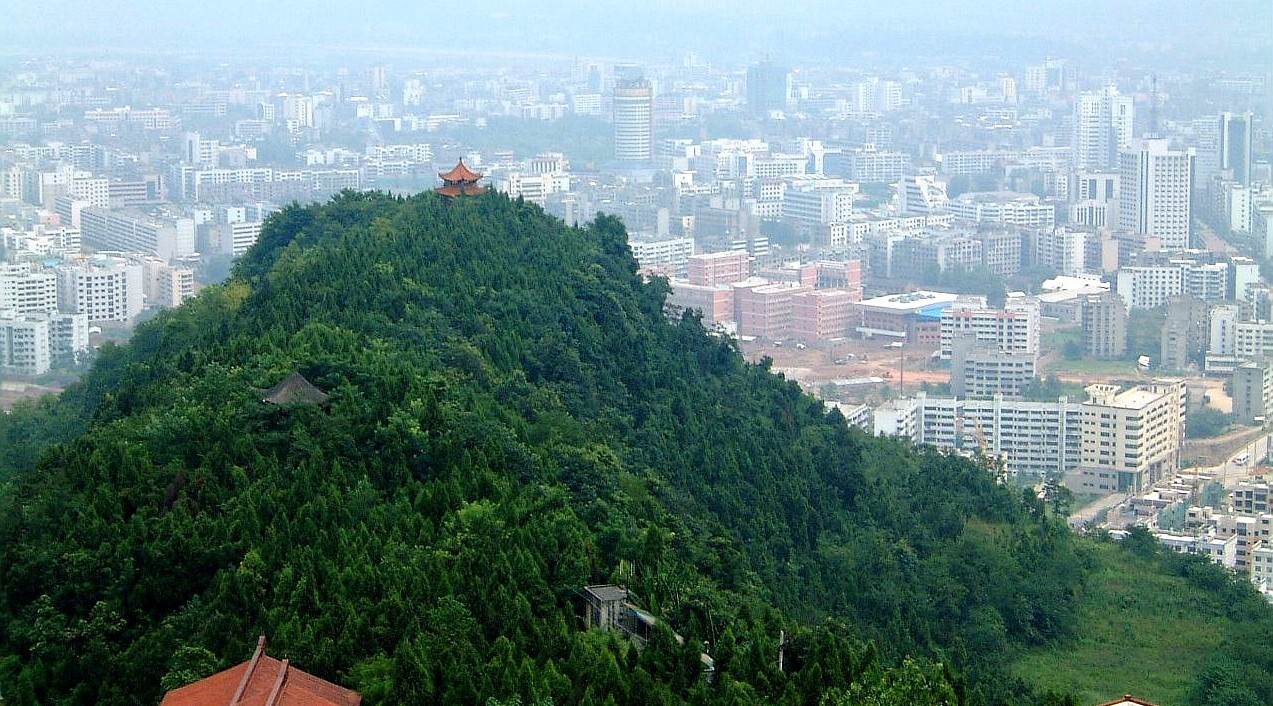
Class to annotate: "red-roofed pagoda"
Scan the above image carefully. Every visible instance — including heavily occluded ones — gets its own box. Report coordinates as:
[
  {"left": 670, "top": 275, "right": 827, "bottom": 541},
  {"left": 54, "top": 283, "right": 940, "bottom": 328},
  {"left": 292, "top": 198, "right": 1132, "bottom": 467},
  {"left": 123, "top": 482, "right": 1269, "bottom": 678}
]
[{"left": 436, "top": 159, "right": 486, "bottom": 197}]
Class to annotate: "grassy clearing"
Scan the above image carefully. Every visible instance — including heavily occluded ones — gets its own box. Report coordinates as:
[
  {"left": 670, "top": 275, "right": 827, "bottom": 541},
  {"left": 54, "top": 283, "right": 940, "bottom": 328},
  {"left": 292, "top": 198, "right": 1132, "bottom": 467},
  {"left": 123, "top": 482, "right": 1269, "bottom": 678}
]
[
  {"left": 1013, "top": 542, "right": 1226, "bottom": 706},
  {"left": 1043, "top": 357, "right": 1140, "bottom": 376}
]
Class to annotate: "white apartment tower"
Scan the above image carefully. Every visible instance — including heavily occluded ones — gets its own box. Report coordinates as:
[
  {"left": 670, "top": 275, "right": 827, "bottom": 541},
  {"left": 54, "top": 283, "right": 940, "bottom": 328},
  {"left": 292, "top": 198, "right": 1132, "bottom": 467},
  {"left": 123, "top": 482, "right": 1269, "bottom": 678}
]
[
  {"left": 613, "top": 73, "right": 654, "bottom": 163},
  {"left": 56, "top": 258, "right": 145, "bottom": 323},
  {"left": 1071, "top": 87, "right": 1134, "bottom": 171},
  {"left": 0, "top": 315, "right": 51, "bottom": 376},
  {"left": 1073, "top": 380, "right": 1185, "bottom": 494},
  {"left": 1119, "top": 137, "right": 1194, "bottom": 250},
  {"left": 898, "top": 174, "right": 948, "bottom": 216},
  {"left": 0, "top": 264, "right": 59, "bottom": 314}
]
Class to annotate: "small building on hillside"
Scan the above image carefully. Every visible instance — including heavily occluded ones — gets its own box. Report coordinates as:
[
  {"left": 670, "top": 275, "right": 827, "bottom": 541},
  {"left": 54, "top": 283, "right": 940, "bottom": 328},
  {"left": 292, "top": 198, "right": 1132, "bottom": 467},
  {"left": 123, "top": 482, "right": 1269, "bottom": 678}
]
[
  {"left": 160, "top": 636, "right": 360, "bottom": 706},
  {"left": 261, "top": 372, "right": 329, "bottom": 406},
  {"left": 581, "top": 584, "right": 716, "bottom": 678}
]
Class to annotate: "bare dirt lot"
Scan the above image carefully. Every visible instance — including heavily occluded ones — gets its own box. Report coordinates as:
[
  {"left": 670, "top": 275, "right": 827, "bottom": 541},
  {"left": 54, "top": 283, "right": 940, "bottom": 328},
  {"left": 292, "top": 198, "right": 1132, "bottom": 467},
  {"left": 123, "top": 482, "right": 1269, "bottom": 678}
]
[
  {"left": 738, "top": 338, "right": 948, "bottom": 401},
  {"left": 0, "top": 381, "right": 63, "bottom": 412}
]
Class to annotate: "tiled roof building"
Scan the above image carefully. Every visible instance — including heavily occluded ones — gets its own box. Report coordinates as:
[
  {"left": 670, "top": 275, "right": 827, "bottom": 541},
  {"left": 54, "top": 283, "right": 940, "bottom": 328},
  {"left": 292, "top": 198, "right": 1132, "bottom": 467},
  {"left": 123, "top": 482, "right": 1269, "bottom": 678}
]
[{"left": 160, "top": 637, "right": 360, "bottom": 706}]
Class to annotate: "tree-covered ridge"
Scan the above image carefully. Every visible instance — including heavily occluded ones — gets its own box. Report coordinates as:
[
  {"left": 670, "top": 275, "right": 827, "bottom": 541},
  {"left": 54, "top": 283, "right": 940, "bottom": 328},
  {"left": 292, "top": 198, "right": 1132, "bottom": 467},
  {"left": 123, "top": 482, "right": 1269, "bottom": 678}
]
[{"left": 2, "top": 191, "right": 1083, "bottom": 706}]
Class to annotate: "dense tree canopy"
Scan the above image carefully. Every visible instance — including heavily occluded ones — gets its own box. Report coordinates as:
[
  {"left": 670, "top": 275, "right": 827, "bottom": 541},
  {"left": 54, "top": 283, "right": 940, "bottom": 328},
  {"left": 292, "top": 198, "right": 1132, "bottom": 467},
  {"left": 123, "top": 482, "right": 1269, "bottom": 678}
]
[{"left": 2, "top": 190, "right": 1093, "bottom": 705}]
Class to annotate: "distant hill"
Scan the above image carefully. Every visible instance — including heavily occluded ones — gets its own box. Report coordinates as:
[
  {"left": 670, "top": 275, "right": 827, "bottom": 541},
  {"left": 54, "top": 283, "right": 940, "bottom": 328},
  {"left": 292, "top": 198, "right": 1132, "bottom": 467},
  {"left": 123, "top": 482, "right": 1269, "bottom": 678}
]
[{"left": 0, "top": 190, "right": 1267, "bottom": 706}]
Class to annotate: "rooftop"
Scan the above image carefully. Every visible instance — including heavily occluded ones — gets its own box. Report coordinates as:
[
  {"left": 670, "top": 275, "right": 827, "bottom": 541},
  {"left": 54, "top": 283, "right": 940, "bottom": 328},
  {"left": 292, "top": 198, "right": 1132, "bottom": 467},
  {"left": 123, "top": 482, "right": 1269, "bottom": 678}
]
[
  {"left": 858, "top": 290, "right": 960, "bottom": 312},
  {"left": 261, "top": 373, "right": 329, "bottom": 406},
  {"left": 160, "top": 637, "right": 360, "bottom": 706}
]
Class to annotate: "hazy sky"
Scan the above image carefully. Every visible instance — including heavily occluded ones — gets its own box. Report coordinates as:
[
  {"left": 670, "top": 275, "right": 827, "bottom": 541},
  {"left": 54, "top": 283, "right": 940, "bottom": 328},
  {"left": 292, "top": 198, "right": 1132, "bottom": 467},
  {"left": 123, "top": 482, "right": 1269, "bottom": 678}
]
[{"left": 4, "top": 0, "right": 1270, "bottom": 67}]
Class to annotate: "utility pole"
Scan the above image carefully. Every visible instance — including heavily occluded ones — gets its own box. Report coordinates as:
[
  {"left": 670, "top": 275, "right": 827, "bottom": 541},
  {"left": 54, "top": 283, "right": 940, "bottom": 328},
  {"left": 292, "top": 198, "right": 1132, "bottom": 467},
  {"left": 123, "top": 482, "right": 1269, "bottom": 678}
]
[{"left": 898, "top": 343, "right": 905, "bottom": 395}]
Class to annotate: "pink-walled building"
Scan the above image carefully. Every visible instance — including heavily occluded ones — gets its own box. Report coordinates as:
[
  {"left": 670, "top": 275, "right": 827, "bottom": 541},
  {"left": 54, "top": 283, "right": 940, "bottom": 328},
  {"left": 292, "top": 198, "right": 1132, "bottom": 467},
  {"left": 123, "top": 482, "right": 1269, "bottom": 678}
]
[
  {"left": 734, "top": 281, "right": 811, "bottom": 338},
  {"left": 669, "top": 282, "right": 735, "bottom": 325},
  {"left": 816, "top": 260, "right": 863, "bottom": 301},
  {"left": 688, "top": 250, "right": 751, "bottom": 286},
  {"left": 792, "top": 289, "right": 857, "bottom": 341}
]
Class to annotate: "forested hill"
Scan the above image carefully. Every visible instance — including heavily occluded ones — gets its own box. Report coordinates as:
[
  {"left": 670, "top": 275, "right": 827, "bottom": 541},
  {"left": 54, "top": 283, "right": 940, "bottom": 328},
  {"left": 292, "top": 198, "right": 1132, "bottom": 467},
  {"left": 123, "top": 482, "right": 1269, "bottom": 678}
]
[{"left": 0, "top": 191, "right": 1085, "bottom": 706}]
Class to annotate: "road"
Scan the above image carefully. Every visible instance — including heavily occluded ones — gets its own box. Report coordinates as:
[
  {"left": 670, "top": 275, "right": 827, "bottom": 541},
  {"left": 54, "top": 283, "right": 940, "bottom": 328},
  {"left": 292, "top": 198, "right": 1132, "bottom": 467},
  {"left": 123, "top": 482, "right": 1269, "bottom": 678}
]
[
  {"left": 1071, "top": 430, "right": 1272, "bottom": 530},
  {"left": 1068, "top": 492, "right": 1130, "bottom": 529}
]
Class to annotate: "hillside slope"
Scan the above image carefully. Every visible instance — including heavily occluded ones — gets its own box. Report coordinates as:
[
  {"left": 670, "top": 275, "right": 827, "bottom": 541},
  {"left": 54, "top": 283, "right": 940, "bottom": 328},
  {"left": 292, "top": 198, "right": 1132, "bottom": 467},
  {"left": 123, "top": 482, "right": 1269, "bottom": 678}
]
[{"left": 3, "top": 191, "right": 1089, "bottom": 706}]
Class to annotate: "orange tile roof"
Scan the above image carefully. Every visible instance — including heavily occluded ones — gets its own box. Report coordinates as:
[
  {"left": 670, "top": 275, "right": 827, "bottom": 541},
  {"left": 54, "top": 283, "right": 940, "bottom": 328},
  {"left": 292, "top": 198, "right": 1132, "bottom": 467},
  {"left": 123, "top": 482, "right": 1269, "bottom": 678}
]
[
  {"left": 1092, "top": 696, "right": 1160, "bottom": 706},
  {"left": 160, "top": 638, "right": 360, "bottom": 706},
  {"left": 439, "top": 159, "right": 483, "bottom": 183}
]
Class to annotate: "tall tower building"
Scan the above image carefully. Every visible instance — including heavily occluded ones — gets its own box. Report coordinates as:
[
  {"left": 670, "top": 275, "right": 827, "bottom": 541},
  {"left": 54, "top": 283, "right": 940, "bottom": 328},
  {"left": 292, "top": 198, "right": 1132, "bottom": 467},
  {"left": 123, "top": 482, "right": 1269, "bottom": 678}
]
[
  {"left": 1071, "top": 87, "right": 1134, "bottom": 170},
  {"left": 746, "top": 61, "right": 790, "bottom": 117},
  {"left": 1219, "top": 111, "right": 1253, "bottom": 185},
  {"left": 1119, "top": 137, "right": 1194, "bottom": 250},
  {"left": 1190, "top": 116, "right": 1221, "bottom": 190},
  {"left": 613, "top": 68, "right": 653, "bottom": 163}
]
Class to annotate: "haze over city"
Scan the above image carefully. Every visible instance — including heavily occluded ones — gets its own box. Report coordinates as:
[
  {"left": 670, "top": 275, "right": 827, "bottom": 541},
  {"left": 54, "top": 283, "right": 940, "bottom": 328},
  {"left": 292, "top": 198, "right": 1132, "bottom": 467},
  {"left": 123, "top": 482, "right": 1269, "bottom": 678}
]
[{"left": 2, "top": 3, "right": 1273, "bottom": 706}]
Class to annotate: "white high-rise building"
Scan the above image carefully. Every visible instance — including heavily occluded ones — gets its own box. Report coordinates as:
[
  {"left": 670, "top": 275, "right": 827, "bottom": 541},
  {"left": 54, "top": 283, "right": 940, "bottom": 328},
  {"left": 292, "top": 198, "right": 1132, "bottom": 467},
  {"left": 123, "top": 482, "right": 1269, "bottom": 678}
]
[
  {"left": 782, "top": 177, "right": 856, "bottom": 225},
  {"left": 70, "top": 177, "right": 111, "bottom": 208},
  {"left": 1034, "top": 228, "right": 1088, "bottom": 277},
  {"left": 939, "top": 297, "right": 1040, "bottom": 360},
  {"left": 1073, "top": 380, "right": 1186, "bottom": 494},
  {"left": 1071, "top": 87, "right": 1134, "bottom": 170},
  {"left": 279, "top": 94, "right": 315, "bottom": 128},
  {"left": 0, "top": 263, "right": 58, "bottom": 314},
  {"left": 898, "top": 174, "right": 948, "bottom": 216},
  {"left": 872, "top": 393, "right": 1083, "bottom": 478},
  {"left": 0, "top": 314, "right": 51, "bottom": 376},
  {"left": 56, "top": 257, "right": 145, "bottom": 323},
  {"left": 183, "top": 132, "right": 220, "bottom": 168},
  {"left": 1119, "top": 137, "right": 1194, "bottom": 250},
  {"left": 613, "top": 76, "right": 654, "bottom": 163},
  {"left": 1116, "top": 265, "right": 1184, "bottom": 309}
]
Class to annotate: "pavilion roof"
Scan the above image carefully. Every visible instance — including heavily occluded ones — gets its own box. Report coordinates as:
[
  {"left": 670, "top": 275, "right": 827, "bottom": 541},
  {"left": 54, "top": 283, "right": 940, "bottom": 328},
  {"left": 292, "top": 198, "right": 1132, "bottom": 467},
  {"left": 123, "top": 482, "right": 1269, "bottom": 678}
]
[
  {"left": 439, "top": 159, "right": 483, "bottom": 183},
  {"left": 261, "top": 372, "right": 329, "bottom": 406}
]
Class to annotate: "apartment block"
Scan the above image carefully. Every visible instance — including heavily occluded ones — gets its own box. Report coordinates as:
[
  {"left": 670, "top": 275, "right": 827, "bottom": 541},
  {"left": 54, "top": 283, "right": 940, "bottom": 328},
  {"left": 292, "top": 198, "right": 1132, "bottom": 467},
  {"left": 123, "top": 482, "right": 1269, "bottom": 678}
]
[
  {"left": 1071, "top": 380, "right": 1186, "bottom": 494},
  {"left": 56, "top": 256, "right": 145, "bottom": 323},
  {"left": 734, "top": 281, "right": 809, "bottom": 339},
  {"left": 1119, "top": 137, "right": 1193, "bottom": 250},
  {"left": 1159, "top": 296, "right": 1207, "bottom": 372},
  {"left": 948, "top": 192, "right": 1055, "bottom": 229},
  {"left": 0, "top": 314, "right": 51, "bottom": 376},
  {"left": 1034, "top": 227, "right": 1088, "bottom": 277},
  {"left": 1232, "top": 480, "right": 1272, "bottom": 515},
  {"left": 872, "top": 393, "right": 1082, "bottom": 478},
  {"left": 687, "top": 250, "right": 750, "bottom": 286},
  {"left": 1082, "top": 292, "right": 1128, "bottom": 359},
  {"left": 629, "top": 236, "right": 695, "bottom": 277},
  {"left": 0, "top": 263, "right": 58, "bottom": 314},
  {"left": 667, "top": 282, "right": 734, "bottom": 325},
  {"left": 1116, "top": 265, "right": 1184, "bottom": 309},
  {"left": 814, "top": 260, "right": 863, "bottom": 300},
  {"left": 951, "top": 341, "right": 1037, "bottom": 399},
  {"left": 791, "top": 289, "right": 856, "bottom": 341},
  {"left": 140, "top": 259, "right": 197, "bottom": 309},
  {"left": 79, "top": 206, "right": 197, "bottom": 260},
  {"left": 938, "top": 297, "right": 1040, "bottom": 359}
]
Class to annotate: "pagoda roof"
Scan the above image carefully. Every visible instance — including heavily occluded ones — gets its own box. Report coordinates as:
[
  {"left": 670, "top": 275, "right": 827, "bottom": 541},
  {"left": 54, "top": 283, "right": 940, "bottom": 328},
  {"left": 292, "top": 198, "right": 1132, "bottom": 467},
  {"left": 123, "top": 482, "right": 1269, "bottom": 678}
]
[
  {"left": 436, "top": 184, "right": 488, "bottom": 197},
  {"left": 261, "top": 372, "right": 330, "bottom": 406},
  {"left": 160, "top": 636, "right": 360, "bottom": 706},
  {"left": 439, "top": 159, "right": 483, "bottom": 183}
]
